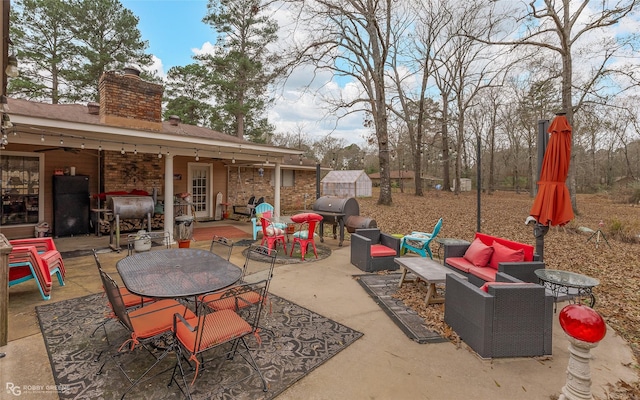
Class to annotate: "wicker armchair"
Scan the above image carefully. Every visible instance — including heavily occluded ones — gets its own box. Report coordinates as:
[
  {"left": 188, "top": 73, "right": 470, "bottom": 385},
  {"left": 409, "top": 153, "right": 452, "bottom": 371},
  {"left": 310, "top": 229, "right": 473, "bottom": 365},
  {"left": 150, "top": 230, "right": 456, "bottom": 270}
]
[
  {"left": 444, "top": 272, "right": 553, "bottom": 359},
  {"left": 350, "top": 228, "right": 401, "bottom": 272}
]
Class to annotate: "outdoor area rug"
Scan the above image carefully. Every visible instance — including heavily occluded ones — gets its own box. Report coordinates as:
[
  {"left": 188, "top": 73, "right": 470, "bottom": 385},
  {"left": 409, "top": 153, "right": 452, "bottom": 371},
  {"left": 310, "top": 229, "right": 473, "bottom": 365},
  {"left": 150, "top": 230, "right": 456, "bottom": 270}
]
[
  {"left": 192, "top": 225, "right": 250, "bottom": 241},
  {"left": 356, "top": 273, "right": 448, "bottom": 344},
  {"left": 36, "top": 293, "right": 363, "bottom": 399}
]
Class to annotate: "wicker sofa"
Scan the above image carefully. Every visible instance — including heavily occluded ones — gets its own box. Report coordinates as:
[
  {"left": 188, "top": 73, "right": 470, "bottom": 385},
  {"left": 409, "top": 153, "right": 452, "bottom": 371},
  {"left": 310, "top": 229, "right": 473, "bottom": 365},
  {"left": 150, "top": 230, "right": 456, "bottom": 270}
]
[
  {"left": 443, "top": 232, "right": 544, "bottom": 286},
  {"left": 444, "top": 272, "right": 554, "bottom": 359},
  {"left": 350, "top": 228, "right": 401, "bottom": 272}
]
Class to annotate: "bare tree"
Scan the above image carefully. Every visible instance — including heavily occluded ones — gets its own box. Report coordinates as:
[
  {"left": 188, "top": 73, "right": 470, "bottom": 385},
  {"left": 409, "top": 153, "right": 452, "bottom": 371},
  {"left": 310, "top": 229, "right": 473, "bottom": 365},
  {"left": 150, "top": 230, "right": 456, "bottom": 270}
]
[
  {"left": 433, "top": 1, "right": 512, "bottom": 195},
  {"left": 387, "top": 0, "right": 447, "bottom": 196},
  {"left": 286, "top": 0, "right": 398, "bottom": 205},
  {"left": 473, "top": 0, "right": 640, "bottom": 212}
]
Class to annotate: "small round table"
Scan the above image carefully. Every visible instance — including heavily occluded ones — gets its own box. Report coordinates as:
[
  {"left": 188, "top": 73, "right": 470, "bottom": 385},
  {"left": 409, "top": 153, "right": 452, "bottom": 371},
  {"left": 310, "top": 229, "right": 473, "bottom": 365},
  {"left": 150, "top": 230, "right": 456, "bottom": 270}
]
[{"left": 535, "top": 269, "right": 600, "bottom": 310}]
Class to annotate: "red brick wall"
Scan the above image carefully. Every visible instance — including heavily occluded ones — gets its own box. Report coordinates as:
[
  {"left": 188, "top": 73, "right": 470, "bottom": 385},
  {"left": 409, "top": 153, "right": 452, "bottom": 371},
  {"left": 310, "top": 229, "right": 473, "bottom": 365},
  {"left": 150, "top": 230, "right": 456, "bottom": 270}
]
[
  {"left": 98, "top": 71, "right": 163, "bottom": 131},
  {"left": 102, "top": 151, "right": 164, "bottom": 194},
  {"left": 227, "top": 167, "right": 317, "bottom": 214}
]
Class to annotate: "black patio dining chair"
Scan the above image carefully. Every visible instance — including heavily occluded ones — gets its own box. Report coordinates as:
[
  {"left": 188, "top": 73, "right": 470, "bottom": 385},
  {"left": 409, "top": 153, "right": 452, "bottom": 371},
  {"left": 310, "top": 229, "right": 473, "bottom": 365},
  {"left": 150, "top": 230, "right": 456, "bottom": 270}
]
[
  {"left": 200, "top": 245, "right": 277, "bottom": 338},
  {"left": 200, "top": 245, "right": 276, "bottom": 313},
  {"left": 209, "top": 235, "right": 234, "bottom": 260},
  {"left": 90, "top": 249, "right": 156, "bottom": 344},
  {"left": 96, "top": 269, "right": 196, "bottom": 398},
  {"left": 169, "top": 280, "right": 269, "bottom": 399}
]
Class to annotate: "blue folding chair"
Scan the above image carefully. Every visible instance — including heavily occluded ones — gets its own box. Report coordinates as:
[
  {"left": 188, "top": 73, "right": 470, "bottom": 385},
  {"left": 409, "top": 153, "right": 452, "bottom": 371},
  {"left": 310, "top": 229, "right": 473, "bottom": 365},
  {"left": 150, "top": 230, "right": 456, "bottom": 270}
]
[{"left": 401, "top": 218, "right": 443, "bottom": 258}]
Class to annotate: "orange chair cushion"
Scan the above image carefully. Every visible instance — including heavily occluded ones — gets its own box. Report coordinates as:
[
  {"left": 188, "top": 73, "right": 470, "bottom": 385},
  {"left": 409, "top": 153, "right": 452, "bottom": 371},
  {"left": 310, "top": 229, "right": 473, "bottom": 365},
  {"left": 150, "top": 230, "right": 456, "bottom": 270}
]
[
  {"left": 129, "top": 300, "right": 195, "bottom": 339},
  {"left": 463, "top": 238, "right": 494, "bottom": 267},
  {"left": 176, "top": 310, "right": 252, "bottom": 353},
  {"left": 488, "top": 240, "right": 525, "bottom": 270},
  {"left": 370, "top": 244, "right": 397, "bottom": 257},
  {"left": 200, "top": 290, "right": 262, "bottom": 311}
]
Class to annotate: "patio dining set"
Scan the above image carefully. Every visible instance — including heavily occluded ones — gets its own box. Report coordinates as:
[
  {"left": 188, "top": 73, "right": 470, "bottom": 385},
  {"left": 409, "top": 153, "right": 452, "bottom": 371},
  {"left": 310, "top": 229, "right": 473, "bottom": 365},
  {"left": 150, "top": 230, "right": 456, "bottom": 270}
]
[{"left": 91, "top": 238, "right": 277, "bottom": 399}]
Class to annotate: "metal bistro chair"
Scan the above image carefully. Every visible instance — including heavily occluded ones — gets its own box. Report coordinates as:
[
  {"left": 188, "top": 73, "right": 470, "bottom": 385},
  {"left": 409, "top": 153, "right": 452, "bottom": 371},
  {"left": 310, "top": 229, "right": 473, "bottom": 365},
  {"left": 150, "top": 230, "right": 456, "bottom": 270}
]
[
  {"left": 201, "top": 245, "right": 276, "bottom": 313},
  {"left": 96, "top": 269, "right": 196, "bottom": 399},
  {"left": 208, "top": 235, "right": 234, "bottom": 261},
  {"left": 90, "top": 249, "right": 156, "bottom": 344},
  {"left": 289, "top": 212, "right": 323, "bottom": 261},
  {"left": 260, "top": 216, "right": 287, "bottom": 253},
  {"left": 169, "top": 280, "right": 269, "bottom": 399},
  {"left": 401, "top": 218, "right": 443, "bottom": 259}
]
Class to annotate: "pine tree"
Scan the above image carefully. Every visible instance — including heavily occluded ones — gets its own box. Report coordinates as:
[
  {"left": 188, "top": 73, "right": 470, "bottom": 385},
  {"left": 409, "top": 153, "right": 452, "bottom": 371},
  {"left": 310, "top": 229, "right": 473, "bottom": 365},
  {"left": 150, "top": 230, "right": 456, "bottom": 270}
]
[
  {"left": 9, "top": 0, "right": 75, "bottom": 103},
  {"left": 65, "top": 0, "right": 152, "bottom": 102},
  {"left": 199, "top": 0, "right": 279, "bottom": 141}
]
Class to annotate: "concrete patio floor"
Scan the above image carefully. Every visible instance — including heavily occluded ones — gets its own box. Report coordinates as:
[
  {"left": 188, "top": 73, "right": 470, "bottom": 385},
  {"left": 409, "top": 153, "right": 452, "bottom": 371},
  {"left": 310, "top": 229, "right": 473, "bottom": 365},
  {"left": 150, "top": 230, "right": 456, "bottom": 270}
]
[{"left": 0, "top": 220, "right": 637, "bottom": 399}]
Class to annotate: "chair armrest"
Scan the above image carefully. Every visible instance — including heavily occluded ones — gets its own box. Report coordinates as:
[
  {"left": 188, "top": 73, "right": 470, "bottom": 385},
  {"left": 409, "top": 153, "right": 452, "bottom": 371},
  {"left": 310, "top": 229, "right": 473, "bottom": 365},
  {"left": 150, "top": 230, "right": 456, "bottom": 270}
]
[
  {"left": 380, "top": 233, "right": 401, "bottom": 254},
  {"left": 443, "top": 242, "right": 470, "bottom": 260},
  {"left": 498, "top": 261, "right": 545, "bottom": 283},
  {"left": 173, "top": 312, "right": 196, "bottom": 333},
  {"left": 350, "top": 232, "right": 372, "bottom": 270},
  {"left": 444, "top": 274, "right": 494, "bottom": 358}
]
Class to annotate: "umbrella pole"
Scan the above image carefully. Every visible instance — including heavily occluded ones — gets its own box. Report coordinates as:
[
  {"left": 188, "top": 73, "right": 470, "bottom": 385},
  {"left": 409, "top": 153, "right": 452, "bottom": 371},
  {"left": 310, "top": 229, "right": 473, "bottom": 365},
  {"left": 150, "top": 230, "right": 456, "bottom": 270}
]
[{"left": 534, "top": 222, "right": 549, "bottom": 261}]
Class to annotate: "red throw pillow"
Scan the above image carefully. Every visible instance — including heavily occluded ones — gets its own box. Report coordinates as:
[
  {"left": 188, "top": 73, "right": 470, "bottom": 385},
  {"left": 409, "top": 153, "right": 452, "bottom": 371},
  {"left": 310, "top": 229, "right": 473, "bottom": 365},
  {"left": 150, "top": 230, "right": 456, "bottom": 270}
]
[
  {"left": 291, "top": 212, "right": 323, "bottom": 223},
  {"left": 463, "top": 238, "right": 494, "bottom": 267},
  {"left": 488, "top": 241, "right": 525, "bottom": 270}
]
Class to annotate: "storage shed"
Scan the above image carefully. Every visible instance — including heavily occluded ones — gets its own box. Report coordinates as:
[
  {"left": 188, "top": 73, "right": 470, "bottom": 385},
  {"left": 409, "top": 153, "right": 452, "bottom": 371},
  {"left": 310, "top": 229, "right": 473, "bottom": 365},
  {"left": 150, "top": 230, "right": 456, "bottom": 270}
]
[{"left": 321, "top": 170, "right": 372, "bottom": 197}]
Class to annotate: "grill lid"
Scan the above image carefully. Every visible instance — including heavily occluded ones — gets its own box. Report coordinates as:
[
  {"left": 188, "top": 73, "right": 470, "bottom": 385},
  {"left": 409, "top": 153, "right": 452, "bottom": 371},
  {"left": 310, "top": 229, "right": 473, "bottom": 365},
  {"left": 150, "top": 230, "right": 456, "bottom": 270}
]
[
  {"left": 108, "top": 196, "right": 155, "bottom": 219},
  {"left": 312, "top": 196, "right": 359, "bottom": 217}
]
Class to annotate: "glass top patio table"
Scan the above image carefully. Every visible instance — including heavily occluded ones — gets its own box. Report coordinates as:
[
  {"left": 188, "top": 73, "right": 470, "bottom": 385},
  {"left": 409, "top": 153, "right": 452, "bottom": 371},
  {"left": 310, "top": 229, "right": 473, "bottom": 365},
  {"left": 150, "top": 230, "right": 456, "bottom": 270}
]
[
  {"left": 116, "top": 248, "right": 242, "bottom": 298},
  {"left": 534, "top": 268, "right": 600, "bottom": 308}
]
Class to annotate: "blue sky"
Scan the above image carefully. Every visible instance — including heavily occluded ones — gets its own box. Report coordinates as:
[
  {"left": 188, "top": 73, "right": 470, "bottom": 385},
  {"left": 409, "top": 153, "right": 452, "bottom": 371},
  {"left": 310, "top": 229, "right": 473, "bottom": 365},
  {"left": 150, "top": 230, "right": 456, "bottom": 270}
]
[
  {"left": 121, "top": 0, "right": 213, "bottom": 71},
  {"left": 118, "top": 1, "right": 372, "bottom": 148}
]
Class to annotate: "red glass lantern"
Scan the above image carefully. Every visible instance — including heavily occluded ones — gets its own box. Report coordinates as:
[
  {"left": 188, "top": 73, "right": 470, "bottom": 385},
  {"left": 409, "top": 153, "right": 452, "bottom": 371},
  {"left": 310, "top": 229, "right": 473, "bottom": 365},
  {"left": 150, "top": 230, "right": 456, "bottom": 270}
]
[{"left": 559, "top": 304, "right": 606, "bottom": 343}]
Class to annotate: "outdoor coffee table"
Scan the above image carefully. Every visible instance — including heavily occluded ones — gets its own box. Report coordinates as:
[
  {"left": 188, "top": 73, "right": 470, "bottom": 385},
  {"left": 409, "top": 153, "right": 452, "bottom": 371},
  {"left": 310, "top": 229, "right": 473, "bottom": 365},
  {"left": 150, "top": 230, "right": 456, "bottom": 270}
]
[
  {"left": 394, "top": 257, "right": 466, "bottom": 306},
  {"left": 535, "top": 268, "right": 600, "bottom": 310}
]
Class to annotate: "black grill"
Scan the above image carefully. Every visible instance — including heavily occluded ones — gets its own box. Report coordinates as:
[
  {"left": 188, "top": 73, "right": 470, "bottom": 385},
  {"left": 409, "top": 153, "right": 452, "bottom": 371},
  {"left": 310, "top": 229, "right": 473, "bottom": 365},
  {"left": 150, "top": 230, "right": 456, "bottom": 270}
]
[{"left": 312, "top": 196, "right": 369, "bottom": 246}]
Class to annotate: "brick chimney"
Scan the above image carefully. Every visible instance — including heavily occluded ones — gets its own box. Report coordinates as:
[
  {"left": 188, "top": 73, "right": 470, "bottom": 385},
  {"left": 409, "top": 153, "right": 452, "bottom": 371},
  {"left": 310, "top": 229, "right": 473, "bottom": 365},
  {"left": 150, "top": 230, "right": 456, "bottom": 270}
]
[{"left": 98, "top": 67, "right": 164, "bottom": 131}]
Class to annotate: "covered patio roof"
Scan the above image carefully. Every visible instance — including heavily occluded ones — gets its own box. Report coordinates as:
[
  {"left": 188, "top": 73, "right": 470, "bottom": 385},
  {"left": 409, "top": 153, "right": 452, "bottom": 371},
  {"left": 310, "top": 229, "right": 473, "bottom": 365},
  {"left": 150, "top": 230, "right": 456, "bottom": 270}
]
[{"left": 5, "top": 98, "right": 302, "bottom": 163}]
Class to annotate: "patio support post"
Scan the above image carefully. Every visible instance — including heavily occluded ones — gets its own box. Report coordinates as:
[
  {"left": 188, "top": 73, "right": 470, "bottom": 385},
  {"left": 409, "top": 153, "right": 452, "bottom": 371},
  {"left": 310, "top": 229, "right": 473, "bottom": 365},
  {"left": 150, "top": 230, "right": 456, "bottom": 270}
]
[
  {"left": 164, "top": 154, "right": 175, "bottom": 243},
  {"left": 274, "top": 162, "right": 281, "bottom": 215},
  {"left": 533, "top": 119, "right": 550, "bottom": 260}
]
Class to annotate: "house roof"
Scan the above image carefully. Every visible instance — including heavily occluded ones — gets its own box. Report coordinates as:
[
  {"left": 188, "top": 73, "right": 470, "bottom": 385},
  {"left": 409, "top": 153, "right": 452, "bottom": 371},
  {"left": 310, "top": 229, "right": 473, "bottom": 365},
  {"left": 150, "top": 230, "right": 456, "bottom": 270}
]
[{"left": 5, "top": 97, "right": 302, "bottom": 164}]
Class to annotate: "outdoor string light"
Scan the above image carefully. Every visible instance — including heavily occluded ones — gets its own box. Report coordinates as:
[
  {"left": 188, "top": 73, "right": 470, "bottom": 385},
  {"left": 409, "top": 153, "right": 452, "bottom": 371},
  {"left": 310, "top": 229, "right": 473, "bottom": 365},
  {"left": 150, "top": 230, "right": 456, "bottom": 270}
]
[{"left": 5, "top": 54, "right": 19, "bottom": 78}]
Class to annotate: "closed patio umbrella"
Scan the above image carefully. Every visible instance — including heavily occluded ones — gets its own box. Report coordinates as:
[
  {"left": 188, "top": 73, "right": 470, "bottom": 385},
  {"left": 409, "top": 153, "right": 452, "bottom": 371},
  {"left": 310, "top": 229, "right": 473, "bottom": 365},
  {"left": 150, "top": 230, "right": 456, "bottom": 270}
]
[{"left": 529, "top": 114, "right": 574, "bottom": 260}]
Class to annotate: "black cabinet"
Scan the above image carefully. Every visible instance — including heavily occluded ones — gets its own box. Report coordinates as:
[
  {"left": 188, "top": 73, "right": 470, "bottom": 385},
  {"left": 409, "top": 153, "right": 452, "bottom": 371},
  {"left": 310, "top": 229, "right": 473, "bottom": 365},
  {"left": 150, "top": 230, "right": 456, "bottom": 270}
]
[{"left": 53, "top": 175, "right": 90, "bottom": 237}]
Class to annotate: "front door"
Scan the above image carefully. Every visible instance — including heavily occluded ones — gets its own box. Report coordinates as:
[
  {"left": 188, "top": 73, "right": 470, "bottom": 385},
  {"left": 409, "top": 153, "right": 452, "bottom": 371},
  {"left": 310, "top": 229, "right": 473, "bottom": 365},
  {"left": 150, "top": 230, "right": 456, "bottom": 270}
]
[{"left": 188, "top": 163, "right": 212, "bottom": 220}]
